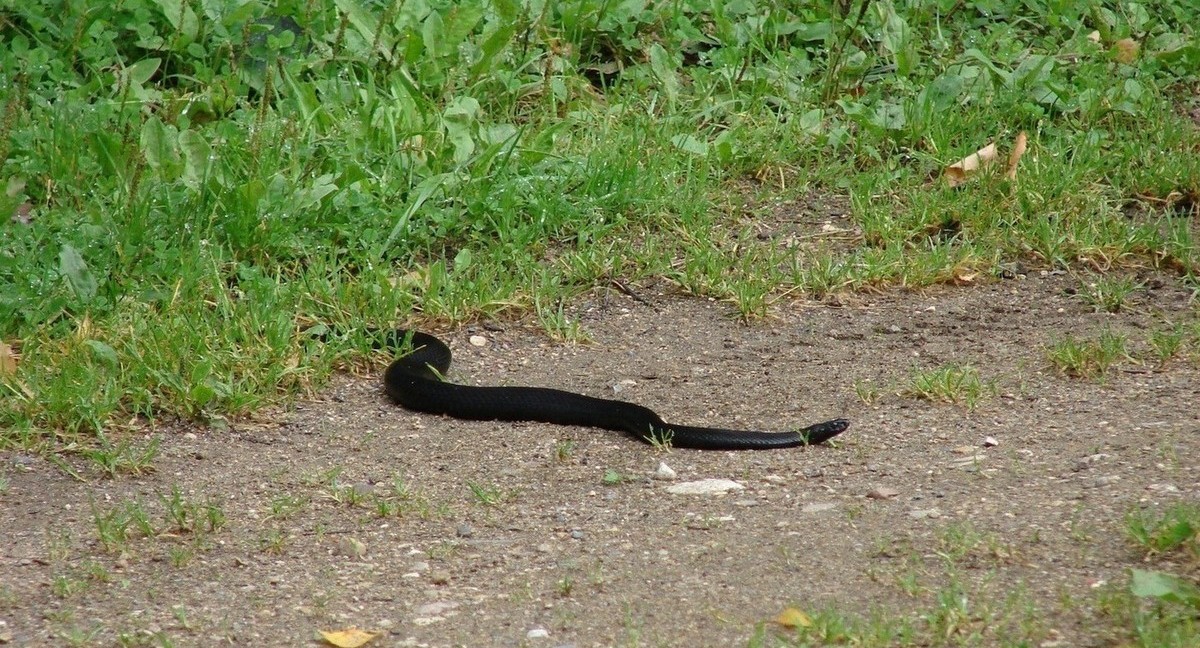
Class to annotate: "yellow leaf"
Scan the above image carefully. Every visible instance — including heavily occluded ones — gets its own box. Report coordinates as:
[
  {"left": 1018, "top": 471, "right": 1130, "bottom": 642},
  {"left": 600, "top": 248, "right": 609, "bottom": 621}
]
[
  {"left": 774, "top": 607, "right": 813, "bottom": 629},
  {"left": 1115, "top": 38, "right": 1139, "bottom": 64},
  {"left": 1005, "top": 131, "right": 1028, "bottom": 181},
  {"left": 0, "top": 341, "right": 18, "bottom": 375},
  {"left": 319, "top": 627, "right": 379, "bottom": 648},
  {"left": 943, "top": 142, "right": 997, "bottom": 187}
]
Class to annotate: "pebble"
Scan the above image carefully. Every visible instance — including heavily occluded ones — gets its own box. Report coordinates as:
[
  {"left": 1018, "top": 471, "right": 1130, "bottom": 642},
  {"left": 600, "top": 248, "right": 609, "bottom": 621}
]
[
  {"left": 456, "top": 524, "right": 473, "bottom": 538},
  {"left": 1146, "top": 483, "right": 1179, "bottom": 493},
  {"left": 611, "top": 379, "right": 637, "bottom": 394},
  {"left": 801, "top": 502, "right": 838, "bottom": 513},
  {"left": 1074, "top": 453, "right": 1109, "bottom": 471},
  {"left": 337, "top": 537, "right": 367, "bottom": 558},
  {"left": 983, "top": 436, "right": 998, "bottom": 447},
  {"left": 527, "top": 627, "right": 549, "bottom": 639},
  {"left": 469, "top": 335, "right": 488, "bottom": 347},
  {"left": 653, "top": 462, "right": 677, "bottom": 480},
  {"left": 665, "top": 479, "right": 745, "bottom": 495},
  {"left": 867, "top": 487, "right": 899, "bottom": 500}
]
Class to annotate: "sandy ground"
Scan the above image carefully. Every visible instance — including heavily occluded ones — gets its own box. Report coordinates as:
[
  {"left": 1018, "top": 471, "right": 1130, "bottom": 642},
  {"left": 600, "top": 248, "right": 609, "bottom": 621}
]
[{"left": 2, "top": 271, "right": 1198, "bottom": 647}]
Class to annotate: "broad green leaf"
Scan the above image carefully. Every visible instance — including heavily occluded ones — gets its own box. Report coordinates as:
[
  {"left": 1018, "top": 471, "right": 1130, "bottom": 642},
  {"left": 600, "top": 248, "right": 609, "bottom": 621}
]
[
  {"left": 189, "top": 382, "right": 216, "bottom": 408},
  {"left": 179, "top": 130, "right": 212, "bottom": 191},
  {"left": 671, "top": 134, "right": 708, "bottom": 156},
  {"left": 471, "top": 23, "right": 517, "bottom": 78},
  {"left": 452, "top": 248, "right": 473, "bottom": 273},
  {"left": 443, "top": 96, "right": 480, "bottom": 165},
  {"left": 152, "top": 0, "right": 185, "bottom": 30},
  {"left": 797, "top": 108, "right": 824, "bottom": 135},
  {"left": 333, "top": 0, "right": 389, "bottom": 61},
  {"left": 296, "top": 174, "right": 339, "bottom": 209},
  {"left": 422, "top": 9, "right": 446, "bottom": 58},
  {"left": 441, "top": 4, "right": 484, "bottom": 53},
  {"left": 59, "top": 244, "right": 98, "bottom": 302},
  {"left": 648, "top": 44, "right": 679, "bottom": 105},
  {"left": 873, "top": 101, "right": 906, "bottom": 131},
  {"left": 126, "top": 58, "right": 162, "bottom": 87},
  {"left": 140, "top": 116, "right": 180, "bottom": 174},
  {"left": 384, "top": 173, "right": 456, "bottom": 249},
  {"left": 85, "top": 340, "right": 119, "bottom": 367},
  {"left": 90, "top": 131, "right": 124, "bottom": 177},
  {"left": 1130, "top": 569, "right": 1200, "bottom": 608},
  {"left": 282, "top": 66, "right": 322, "bottom": 125}
]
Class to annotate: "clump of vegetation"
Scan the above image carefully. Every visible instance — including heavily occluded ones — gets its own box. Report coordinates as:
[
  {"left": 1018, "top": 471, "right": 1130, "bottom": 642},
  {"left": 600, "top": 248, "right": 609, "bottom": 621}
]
[
  {"left": 1047, "top": 330, "right": 1133, "bottom": 379},
  {"left": 904, "top": 363, "right": 994, "bottom": 409}
]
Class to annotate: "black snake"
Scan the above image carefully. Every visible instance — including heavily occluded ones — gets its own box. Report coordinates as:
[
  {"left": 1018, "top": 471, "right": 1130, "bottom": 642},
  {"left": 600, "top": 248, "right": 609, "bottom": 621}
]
[{"left": 381, "top": 331, "right": 849, "bottom": 450}]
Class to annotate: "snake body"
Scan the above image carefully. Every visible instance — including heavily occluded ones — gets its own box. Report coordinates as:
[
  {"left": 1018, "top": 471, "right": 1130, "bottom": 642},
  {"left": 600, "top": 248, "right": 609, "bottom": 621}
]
[{"left": 383, "top": 331, "right": 849, "bottom": 450}]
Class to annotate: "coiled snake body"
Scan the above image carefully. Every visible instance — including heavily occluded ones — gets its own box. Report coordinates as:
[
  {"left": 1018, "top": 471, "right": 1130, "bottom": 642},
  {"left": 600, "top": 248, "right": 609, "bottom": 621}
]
[{"left": 384, "top": 331, "right": 849, "bottom": 450}]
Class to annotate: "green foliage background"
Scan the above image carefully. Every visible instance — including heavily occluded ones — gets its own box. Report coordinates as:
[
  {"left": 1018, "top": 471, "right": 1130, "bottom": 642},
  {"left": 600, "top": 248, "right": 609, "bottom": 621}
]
[{"left": 1, "top": 0, "right": 1198, "bottom": 435}]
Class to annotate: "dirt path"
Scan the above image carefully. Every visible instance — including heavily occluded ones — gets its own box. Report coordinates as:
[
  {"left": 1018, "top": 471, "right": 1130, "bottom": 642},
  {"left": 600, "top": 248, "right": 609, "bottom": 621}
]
[{"left": 2, "top": 272, "right": 1197, "bottom": 646}]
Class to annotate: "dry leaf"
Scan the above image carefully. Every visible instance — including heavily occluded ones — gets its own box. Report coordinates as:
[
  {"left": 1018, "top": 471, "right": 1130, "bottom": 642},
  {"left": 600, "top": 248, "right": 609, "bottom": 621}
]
[
  {"left": 319, "top": 627, "right": 378, "bottom": 648},
  {"left": 774, "top": 607, "right": 813, "bottom": 629},
  {"left": 1005, "top": 131, "right": 1028, "bottom": 181},
  {"left": 943, "top": 142, "right": 998, "bottom": 187},
  {"left": 11, "top": 202, "right": 32, "bottom": 225},
  {"left": 1115, "top": 38, "right": 1139, "bottom": 63},
  {"left": 0, "top": 341, "right": 17, "bottom": 375}
]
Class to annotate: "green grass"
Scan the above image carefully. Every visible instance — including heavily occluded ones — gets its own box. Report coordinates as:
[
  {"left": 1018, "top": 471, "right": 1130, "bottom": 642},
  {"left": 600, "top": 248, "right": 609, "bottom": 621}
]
[
  {"left": 1047, "top": 329, "right": 1135, "bottom": 379},
  {"left": 2, "top": 0, "right": 1198, "bottom": 441},
  {"left": 1126, "top": 503, "right": 1200, "bottom": 558},
  {"left": 466, "top": 479, "right": 511, "bottom": 507},
  {"left": 904, "top": 364, "right": 995, "bottom": 409},
  {"left": 1076, "top": 275, "right": 1144, "bottom": 313}
]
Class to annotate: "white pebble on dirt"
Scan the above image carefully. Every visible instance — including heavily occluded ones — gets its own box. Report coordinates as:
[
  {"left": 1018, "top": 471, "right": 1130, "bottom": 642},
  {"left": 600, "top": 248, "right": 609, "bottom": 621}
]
[
  {"left": 867, "top": 487, "right": 899, "bottom": 500},
  {"left": 665, "top": 479, "right": 744, "bottom": 495},
  {"left": 611, "top": 379, "right": 637, "bottom": 394},
  {"left": 653, "top": 461, "right": 676, "bottom": 480}
]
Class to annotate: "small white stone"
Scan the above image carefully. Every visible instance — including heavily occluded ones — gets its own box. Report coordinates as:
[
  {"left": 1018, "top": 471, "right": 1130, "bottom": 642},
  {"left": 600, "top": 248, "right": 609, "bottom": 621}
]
[
  {"left": 337, "top": 537, "right": 367, "bottom": 558},
  {"left": 983, "top": 436, "right": 999, "bottom": 447},
  {"left": 653, "top": 462, "right": 677, "bottom": 480},
  {"left": 867, "top": 487, "right": 899, "bottom": 500},
  {"left": 526, "top": 627, "right": 549, "bottom": 639},
  {"left": 611, "top": 379, "right": 637, "bottom": 394},
  {"left": 801, "top": 502, "right": 838, "bottom": 514},
  {"left": 468, "top": 335, "right": 488, "bottom": 347},
  {"left": 666, "top": 479, "right": 745, "bottom": 495}
]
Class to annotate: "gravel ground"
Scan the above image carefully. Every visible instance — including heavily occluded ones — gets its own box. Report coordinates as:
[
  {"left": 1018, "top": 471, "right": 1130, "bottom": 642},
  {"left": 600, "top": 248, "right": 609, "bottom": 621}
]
[{"left": 2, "top": 271, "right": 1198, "bottom": 647}]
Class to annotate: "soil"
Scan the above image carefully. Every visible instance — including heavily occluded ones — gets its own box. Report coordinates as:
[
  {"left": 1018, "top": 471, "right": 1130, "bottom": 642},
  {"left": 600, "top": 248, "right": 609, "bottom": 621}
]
[{"left": 2, "top": 271, "right": 1198, "bottom": 647}]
